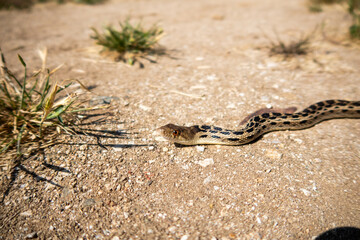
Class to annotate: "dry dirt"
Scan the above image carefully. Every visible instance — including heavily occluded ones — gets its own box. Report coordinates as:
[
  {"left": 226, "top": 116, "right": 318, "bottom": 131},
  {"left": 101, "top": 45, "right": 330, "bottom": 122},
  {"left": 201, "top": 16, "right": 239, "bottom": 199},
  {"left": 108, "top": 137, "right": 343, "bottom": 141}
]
[{"left": 1, "top": 0, "right": 360, "bottom": 239}]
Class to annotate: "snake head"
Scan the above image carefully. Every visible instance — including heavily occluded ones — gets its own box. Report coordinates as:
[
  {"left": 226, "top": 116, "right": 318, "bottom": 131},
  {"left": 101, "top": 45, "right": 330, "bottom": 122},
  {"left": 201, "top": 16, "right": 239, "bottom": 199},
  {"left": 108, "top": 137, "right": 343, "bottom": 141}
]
[{"left": 153, "top": 123, "right": 199, "bottom": 145}]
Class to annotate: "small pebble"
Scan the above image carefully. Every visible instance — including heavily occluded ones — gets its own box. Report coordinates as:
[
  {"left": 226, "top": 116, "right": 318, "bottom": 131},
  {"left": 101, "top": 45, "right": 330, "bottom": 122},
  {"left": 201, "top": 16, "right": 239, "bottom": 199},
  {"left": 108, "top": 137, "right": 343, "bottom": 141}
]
[
  {"left": 265, "top": 149, "right": 282, "bottom": 160},
  {"left": 25, "top": 232, "right": 38, "bottom": 239},
  {"left": 20, "top": 210, "right": 32, "bottom": 217},
  {"left": 139, "top": 104, "right": 151, "bottom": 111},
  {"left": 83, "top": 198, "right": 96, "bottom": 207},
  {"left": 203, "top": 176, "right": 212, "bottom": 184},
  {"left": 300, "top": 188, "right": 311, "bottom": 196},
  {"left": 168, "top": 226, "right": 176, "bottom": 233},
  {"left": 196, "top": 146, "right": 205, "bottom": 152},
  {"left": 181, "top": 235, "right": 189, "bottom": 240},
  {"left": 197, "top": 158, "right": 214, "bottom": 167}
]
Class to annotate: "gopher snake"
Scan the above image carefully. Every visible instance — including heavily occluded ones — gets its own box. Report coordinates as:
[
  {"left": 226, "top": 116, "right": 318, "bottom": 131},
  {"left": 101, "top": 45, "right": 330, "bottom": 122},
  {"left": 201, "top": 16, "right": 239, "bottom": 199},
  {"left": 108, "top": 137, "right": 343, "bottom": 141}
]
[{"left": 154, "top": 100, "right": 360, "bottom": 145}]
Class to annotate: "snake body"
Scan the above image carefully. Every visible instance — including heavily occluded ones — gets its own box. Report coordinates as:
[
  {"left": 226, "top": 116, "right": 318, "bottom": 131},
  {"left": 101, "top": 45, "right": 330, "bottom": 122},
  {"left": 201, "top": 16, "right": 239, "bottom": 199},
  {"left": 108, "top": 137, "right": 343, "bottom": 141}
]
[{"left": 155, "top": 100, "right": 360, "bottom": 145}]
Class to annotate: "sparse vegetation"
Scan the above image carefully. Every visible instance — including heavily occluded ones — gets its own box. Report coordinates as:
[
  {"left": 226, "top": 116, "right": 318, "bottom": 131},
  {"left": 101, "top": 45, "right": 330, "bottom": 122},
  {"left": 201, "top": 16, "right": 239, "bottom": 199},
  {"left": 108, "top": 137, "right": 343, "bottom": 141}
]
[
  {"left": 268, "top": 34, "right": 312, "bottom": 58},
  {"left": 308, "top": 0, "right": 360, "bottom": 39},
  {"left": 91, "top": 19, "right": 164, "bottom": 65},
  {"left": 310, "top": 0, "right": 340, "bottom": 3},
  {"left": 308, "top": 3, "right": 323, "bottom": 12},
  {"left": 71, "top": 0, "right": 104, "bottom": 5},
  {"left": 348, "top": 0, "right": 360, "bottom": 38},
  {"left": 0, "top": 49, "right": 96, "bottom": 162},
  {"left": 0, "top": 0, "right": 33, "bottom": 9},
  {"left": 0, "top": 0, "right": 104, "bottom": 9}
]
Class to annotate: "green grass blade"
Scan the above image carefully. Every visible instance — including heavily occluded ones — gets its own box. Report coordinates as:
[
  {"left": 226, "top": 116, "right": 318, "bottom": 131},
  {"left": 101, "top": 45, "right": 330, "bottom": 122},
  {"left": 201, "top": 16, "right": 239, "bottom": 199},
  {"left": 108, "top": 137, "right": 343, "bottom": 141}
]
[
  {"left": 18, "top": 54, "right": 26, "bottom": 67},
  {"left": 35, "top": 74, "right": 51, "bottom": 111},
  {"left": 19, "top": 65, "right": 27, "bottom": 110},
  {"left": 46, "top": 100, "right": 74, "bottom": 120},
  {"left": 16, "top": 123, "right": 26, "bottom": 155}
]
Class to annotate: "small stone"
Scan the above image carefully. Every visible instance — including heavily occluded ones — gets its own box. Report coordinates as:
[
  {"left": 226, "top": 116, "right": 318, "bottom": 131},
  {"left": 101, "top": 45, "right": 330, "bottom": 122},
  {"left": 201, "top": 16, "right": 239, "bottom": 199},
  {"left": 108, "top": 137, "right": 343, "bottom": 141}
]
[
  {"left": 203, "top": 176, "right": 212, "bottom": 184},
  {"left": 206, "top": 74, "right": 217, "bottom": 81},
  {"left": 300, "top": 188, "right": 311, "bottom": 196},
  {"left": 89, "top": 96, "right": 119, "bottom": 106},
  {"left": 265, "top": 149, "right": 282, "bottom": 160},
  {"left": 62, "top": 187, "right": 71, "bottom": 197},
  {"left": 196, "top": 146, "right": 205, "bottom": 152},
  {"left": 196, "top": 158, "right": 214, "bottom": 167},
  {"left": 168, "top": 226, "right": 176, "bottom": 233},
  {"left": 104, "top": 183, "right": 112, "bottom": 191},
  {"left": 111, "top": 237, "right": 120, "bottom": 240},
  {"left": 139, "top": 104, "right": 151, "bottom": 111},
  {"left": 229, "top": 232, "right": 236, "bottom": 238},
  {"left": 162, "top": 147, "right": 168, "bottom": 152},
  {"left": 20, "top": 210, "right": 32, "bottom": 217},
  {"left": 83, "top": 198, "right": 96, "bottom": 207},
  {"left": 148, "top": 146, "right": 154, "bottom": 150},
  {"left": 79, "top": 145, "right": 87, "bottom": 151},
  {"left": 25, "top": 232, "right": 38, "bottom": 239},
  {"left": 181, "top": 235, "right": 189, "bottom": 240},
  {"left": 226, "top": 103, "right": 236, "bottom": 109}
]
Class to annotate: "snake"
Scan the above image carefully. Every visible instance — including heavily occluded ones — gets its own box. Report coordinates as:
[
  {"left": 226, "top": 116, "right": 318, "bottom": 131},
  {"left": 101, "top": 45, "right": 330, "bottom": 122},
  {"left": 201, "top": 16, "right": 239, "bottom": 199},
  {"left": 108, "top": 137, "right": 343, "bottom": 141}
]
[{"left": 154, "top": 100, "right": 360, "bottom": 146}]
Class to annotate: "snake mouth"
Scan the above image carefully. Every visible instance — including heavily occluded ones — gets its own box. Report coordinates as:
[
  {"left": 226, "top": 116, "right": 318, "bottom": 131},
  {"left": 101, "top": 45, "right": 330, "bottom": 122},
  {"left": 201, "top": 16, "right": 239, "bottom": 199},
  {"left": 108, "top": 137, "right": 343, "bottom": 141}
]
[{"left": 152, "top": 128, "right": 169, "bottom": 142}]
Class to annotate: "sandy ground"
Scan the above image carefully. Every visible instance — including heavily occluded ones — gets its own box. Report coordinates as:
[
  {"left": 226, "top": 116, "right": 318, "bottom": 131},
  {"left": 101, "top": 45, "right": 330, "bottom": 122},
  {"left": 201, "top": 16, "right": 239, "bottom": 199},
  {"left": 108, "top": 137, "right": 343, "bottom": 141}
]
[{"left": 1, "top": 0, "right": 360, "bottom": 239}]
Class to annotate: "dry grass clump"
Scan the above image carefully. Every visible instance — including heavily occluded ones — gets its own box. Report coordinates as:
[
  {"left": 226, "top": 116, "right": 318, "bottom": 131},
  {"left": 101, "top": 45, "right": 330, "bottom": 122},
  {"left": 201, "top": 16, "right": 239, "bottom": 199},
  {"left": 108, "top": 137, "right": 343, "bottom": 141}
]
[
  {"left": 0, "top": 49, "right": 95, "bottom": 165},
  {"left": 91, "top": 19, "right": 164, "bottom": 65},
  {"left": 268, "top": 34, "right": 312, "bottom": 58}
]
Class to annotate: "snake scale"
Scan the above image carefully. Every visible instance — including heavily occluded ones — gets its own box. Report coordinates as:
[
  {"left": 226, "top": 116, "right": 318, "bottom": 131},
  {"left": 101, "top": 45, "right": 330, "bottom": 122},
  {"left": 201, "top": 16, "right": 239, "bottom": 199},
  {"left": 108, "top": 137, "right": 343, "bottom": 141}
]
[{"left": 154, "top": 100, "right": 360, "bottom": 145}]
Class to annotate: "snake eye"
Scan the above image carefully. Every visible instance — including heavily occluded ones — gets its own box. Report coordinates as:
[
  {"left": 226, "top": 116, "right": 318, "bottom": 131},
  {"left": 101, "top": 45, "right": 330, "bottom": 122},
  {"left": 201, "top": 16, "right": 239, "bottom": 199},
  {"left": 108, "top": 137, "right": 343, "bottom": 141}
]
[{"left": 172, "top": 130, "right": 180, "bottom": 137}]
